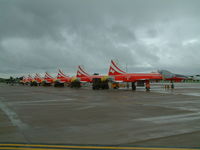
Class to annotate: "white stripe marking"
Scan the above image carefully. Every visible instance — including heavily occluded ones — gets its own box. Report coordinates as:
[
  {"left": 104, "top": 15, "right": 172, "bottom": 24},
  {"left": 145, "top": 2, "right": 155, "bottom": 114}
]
[
  {"left": 110, "top": 63, "right": 125, "bottom": 74},
  {"left": 138, "top": 112, "right": 200, "bottom": 123},
  {"left": 0, "top": 97, "right": 28, "bottom": 129},
  {"left": 78, "top": 66, "right": 89, "bottom": 76},
  {"left": 9, "top": 98, "right": 74, "bottom": 104}
]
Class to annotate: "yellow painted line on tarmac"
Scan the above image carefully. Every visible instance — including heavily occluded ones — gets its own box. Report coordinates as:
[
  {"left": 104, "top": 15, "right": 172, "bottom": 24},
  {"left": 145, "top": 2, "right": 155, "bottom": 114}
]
[
  {"left": 0, "top": 144, "right": 199, "bottom": 150},
  {"left": 0, "top": 148, "right": 73, "bottom": 150}
]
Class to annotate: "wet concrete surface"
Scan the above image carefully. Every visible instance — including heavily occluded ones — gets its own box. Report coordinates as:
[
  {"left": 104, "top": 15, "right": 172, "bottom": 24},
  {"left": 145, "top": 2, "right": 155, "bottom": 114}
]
[{"left": 0, "top": 83, "right": 200, "bottom": 147}]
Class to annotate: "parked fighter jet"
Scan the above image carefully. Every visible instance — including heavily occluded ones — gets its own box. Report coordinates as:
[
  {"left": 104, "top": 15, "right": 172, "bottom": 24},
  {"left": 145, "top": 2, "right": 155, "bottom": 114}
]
[
  {"left": 108, "top": 60, "right": 162, "bottom": 90},
  {"left": 76, "top": 65, "right": 109, "bottom": 89},
  {"left": 31, "top": 73, "right": 43, "bottom": 86},
  {"left": 54, "top": 69, "right": 72, "bottom": 87},
  {"left": 42, "top": 72, "right": 54, "bottom": 86},
  {"left": 20, "top": 75, "right": 33, "bottom": 85},
  {"left": 76, "top": 65, "right": 108, "bottom": 82},
  {"left": 20, "top": 76, "right": 28, "bottom": 85},
  {"left": 108, "top": 60, "right": 187, "bottom": 90},
  {"left": 76, "top": 65, "right": 92, "bottom": 82}
]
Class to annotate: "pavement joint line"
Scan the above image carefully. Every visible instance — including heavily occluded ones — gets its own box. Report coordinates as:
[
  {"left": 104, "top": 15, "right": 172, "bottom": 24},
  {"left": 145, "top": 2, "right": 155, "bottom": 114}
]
[{"left": 0, "top": 144, "right": 199, "bottom": 150}]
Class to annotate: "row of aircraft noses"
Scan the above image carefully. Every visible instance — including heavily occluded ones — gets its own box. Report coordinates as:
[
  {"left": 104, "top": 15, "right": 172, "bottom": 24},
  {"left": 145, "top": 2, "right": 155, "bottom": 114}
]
[{"left": 21, "top": 60, "right": 187, "bottom": 84}]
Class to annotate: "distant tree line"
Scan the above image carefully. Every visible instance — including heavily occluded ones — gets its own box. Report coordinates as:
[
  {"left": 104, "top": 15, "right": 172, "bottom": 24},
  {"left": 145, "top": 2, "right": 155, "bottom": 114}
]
[{"left": 0, "top": 76, "right": 23, "bottom": 84}]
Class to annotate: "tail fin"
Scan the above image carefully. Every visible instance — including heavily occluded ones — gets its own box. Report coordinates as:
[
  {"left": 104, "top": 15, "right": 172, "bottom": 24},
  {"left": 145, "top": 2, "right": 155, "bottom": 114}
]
[
  {"left": 58, "top": 69, "right": 68, "bottom": 78},
  {"left": 22, "top": 76, "right": 27, "bottom": 82},
  {"left": 35, "top": 73, "right": 42, "bottom": 79},
  {"left": 28, "top": 75, "right": 33, "bottom": 79},
  {"left": 57, "top": 73, "right": 62, "bottom": 78},
  {"left": 44, "top": 72, "right": 53, "bottom": 79},
  {"left": 28, "top": 75, "right": 33, "bottom": 80},
  {"left": 27, "top": 75, "right": 33, "bottom": 82},
  {"left": 35, "top": 73, "right": 40, "bottom": 78},
  {"left": 108, "top": 60, "right": 126, "bottom": 76},
  {"left": 76, "top": 65, "right": 90, "bottom": 78}
]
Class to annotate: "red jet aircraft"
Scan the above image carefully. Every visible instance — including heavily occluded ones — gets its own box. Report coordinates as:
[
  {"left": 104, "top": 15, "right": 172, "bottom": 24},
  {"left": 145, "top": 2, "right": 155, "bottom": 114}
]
[
  {"left": 30, "top": 73, "right": 43, "bottom": 86},
  {"left": 108, "top": 60, "right": 187, "bottom": 90},
  {"left": 108, "top": 60, "right": 163, "bottom": 90},
  {"left": 20, "top": 75, "right": 33, "bottom": 85},
  {"left": 76, "top": 65, "right": 109, "bottom": 89},
  {"left": 76, "top": 65, "right": 107, "bottom": 83},
  {"left": 34, "top": 73, "right": 43, "bottom": 84},
  {"left": 21, "top": 76, "right": 28, "bottom": 84},
  {"left": 56, "top": 69, "right": 72, "bottom": 83},
  {"left": 76, "top": 65, "right": 92, "bottom": 82},
  {"left": 43, "top": 72, "right": 54, "bottom": 85}
]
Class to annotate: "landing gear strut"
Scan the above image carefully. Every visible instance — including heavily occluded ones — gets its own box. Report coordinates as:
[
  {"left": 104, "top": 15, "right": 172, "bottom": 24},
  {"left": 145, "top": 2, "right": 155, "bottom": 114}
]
[
  {"left": 145, "top": 80, "right": 150, "bottom": 91},
  {"left": 132, "top": 82, "right": 136, "bottom": 90},
  {"left": 171, "top": 81, "right": 174, "bottom": 89}
]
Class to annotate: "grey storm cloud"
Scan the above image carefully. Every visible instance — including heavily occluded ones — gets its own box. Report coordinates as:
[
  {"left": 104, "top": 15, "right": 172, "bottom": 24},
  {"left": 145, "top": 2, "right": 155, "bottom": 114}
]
[{"left": 0, "top": 0, "right": 200, "bottom": 77}]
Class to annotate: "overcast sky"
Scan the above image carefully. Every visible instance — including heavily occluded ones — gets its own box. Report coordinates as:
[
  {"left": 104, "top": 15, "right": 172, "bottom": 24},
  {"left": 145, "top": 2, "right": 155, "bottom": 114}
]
[{"left": 0, "top": 0, "right": 200, "bottom": 77}]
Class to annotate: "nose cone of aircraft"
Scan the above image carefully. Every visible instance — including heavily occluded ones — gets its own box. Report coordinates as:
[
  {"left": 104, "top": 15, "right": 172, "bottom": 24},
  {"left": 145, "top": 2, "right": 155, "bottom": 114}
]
[{"left": 175, "top": 74, "right": 188, "bottom": 79}]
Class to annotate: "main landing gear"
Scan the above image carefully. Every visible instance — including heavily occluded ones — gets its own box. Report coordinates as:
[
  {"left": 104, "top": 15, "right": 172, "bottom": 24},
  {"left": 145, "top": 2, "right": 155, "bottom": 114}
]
[
  {"left": 131, "top": 82, "right": 136, "bottom": 90},
  {"left": 132, "top": 81, "right": 151, "bottom": 91},
  {"left": 145, "top": 80, "right": 150, "bottom": 91}
]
